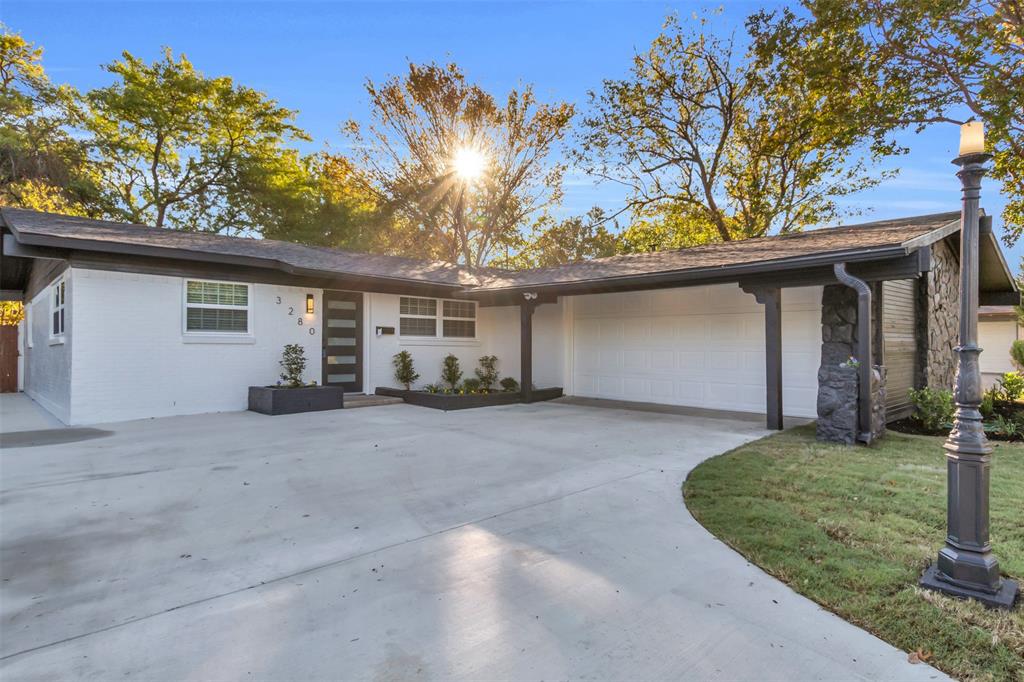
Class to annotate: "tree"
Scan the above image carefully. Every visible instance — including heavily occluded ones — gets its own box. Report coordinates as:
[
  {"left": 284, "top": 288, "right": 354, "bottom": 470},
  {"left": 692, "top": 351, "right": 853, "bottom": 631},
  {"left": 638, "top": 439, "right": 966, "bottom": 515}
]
[
  {"left": 0, "top": 27, "right": 97, "bottom": 214},
  {"left": 245, "top": 150, "right": 380, "bottom": 251},
  {"left": 749, "top": 0, "right": 1024, "bottom": 242},
  {"left": 495, "top": 206, "right": 618, "bottom": 268},
  {"left": 576, "top": 14, "right": 889, "bottom": 244},
  {"left": 617, "top": 203, "right": 725, "bottom": 253},
  {"left": 82, "top": 48, "right": 309, "bottom": 233},
  {"left": 344, "top": 62, "right": 575, "bottom": 267}
]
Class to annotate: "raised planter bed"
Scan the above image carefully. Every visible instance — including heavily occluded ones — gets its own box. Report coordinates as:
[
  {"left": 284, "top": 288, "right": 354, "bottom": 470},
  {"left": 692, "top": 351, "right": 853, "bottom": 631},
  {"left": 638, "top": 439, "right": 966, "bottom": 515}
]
[
  {"left": 376, "top": 386, "right": 563, "bottom": 411},
  {"left": 248, "top": 385, "right": 345, "bottom": 415}
]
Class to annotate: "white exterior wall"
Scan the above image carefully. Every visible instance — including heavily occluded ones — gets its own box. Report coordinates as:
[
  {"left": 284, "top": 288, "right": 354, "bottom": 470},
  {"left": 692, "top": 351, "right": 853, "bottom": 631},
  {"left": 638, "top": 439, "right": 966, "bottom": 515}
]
[
  {"left": 979, "top": 318, "right": 1021, "bottom": 388},
  {"left": 568, "top": 284, "right": 822, "bottom": 418},
  {"left": 69, "top": 269, "right": 323, "bottom": 425},
  {"left": 22, "top": 270, "right": 72, "bottom": 423},
  {"left": 364, "top": 294, "right": 564, "bottom": 392}
]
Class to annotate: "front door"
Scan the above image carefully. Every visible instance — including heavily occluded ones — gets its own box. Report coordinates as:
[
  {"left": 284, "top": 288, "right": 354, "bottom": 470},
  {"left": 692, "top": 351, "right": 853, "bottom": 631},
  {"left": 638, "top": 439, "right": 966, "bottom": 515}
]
[{"left": 322, "top": 291, "right": 363, "bottom": 393}]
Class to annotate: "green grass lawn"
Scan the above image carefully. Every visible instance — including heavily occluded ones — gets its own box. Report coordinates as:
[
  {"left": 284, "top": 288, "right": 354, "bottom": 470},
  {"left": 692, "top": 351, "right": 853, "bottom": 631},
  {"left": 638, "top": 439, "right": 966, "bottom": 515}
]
[{"left": 684, "top": 425, "right": 1023, "bottom": 682}]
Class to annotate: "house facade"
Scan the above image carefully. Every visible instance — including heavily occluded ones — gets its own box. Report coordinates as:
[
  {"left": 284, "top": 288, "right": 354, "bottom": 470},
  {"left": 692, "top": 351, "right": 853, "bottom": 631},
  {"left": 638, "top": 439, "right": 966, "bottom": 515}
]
[{"left": 1, "top": 208, "right": 1017, "bottom": 442}]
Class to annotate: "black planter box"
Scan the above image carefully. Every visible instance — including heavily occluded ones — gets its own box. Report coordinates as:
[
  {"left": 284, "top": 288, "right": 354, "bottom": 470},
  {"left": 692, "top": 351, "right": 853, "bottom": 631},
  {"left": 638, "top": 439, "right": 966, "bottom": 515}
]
[
  {"left": 248, "top": 385, "right": 345, "bottom": 415},
  {"left": 376, "top": 386, "right": 563, "bottom": 411}
]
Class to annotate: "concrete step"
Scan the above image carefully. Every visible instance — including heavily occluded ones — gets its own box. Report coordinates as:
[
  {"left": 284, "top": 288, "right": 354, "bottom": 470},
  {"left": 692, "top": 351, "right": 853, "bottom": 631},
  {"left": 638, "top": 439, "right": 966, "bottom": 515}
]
[{"left": 345, "top": 394, "right": 404, "bottom": 409}]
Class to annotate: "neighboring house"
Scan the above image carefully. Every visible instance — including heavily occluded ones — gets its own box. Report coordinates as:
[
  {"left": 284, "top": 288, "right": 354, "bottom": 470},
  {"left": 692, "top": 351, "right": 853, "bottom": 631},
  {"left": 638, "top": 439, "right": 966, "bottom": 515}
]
[
  {"left": 979, "top": 305, "right": 1022, "bottom": 388},
  {"left": 0, "top": 208, "right": 1017, "bottom": 443}
]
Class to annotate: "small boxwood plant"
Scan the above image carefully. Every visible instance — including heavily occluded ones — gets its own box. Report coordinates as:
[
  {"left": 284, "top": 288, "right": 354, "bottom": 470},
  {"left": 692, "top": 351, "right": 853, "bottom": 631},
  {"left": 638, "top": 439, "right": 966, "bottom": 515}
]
[
  {"left": 441, "top": 353, "right": 463, "bottom": 391},
  {"left": 475, "top": 355, "right": 499, "bottom": 392},
  {"left": 499, "top": 377, "right": 520, "bottom": 393},
  {"left": 462, "top": 377, "right": 482, "bottom": 393},
  {"left": 279, "top": 344, "right": 307, "bottom": 388},
  {"left": 392, "top": 350, "right": 419, "bottom": 390},
  {"left": 908, "top": 387, "right": 953, "bottom": 432}
]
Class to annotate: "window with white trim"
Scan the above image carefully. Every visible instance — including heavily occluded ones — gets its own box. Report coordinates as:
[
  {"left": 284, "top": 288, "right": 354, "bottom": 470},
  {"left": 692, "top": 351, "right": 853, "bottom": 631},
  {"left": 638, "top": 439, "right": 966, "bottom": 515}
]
[
  {"left": 50, "top": 278, "right": 65, "bottom": 339},
  {"left": 184, "top": 280, "right": 251, "bottom": 334},
  {"left": 399, "top": 296, "right": 476, "bottom": 339}
]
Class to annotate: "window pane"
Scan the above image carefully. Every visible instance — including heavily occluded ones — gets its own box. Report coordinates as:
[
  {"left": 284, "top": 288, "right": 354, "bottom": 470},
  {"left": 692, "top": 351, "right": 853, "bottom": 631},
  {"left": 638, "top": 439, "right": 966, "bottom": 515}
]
[
  {"left": 400, "top": 317, "right": 437, "bottom": 336},
  {"left": 52, "top": 310, "right": 60, "bottom": 335},
  {"left": 187, "top": 281, "right": 248, "bottom": 306},
  {"left": 186, "top": 307, "right": 248, "bottom": 332},
  {"left": 443, "top": 319, "right": 475, "bottom": 338},
  {"left": 59, "top": 281, "right": 65, "bottom": 304},
  {"left": 399, "top": 297, "right": 436, "bottom": 316},
  {"left": 59, "top": 308, "right": 64, "bottom": 334},
  {"left": 443, "top": 300, "right": 475, "bottom": 319}
]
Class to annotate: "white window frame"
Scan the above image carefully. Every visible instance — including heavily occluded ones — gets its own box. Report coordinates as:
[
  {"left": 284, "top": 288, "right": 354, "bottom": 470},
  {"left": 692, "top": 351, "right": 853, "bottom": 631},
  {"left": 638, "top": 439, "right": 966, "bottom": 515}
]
[
  {"left": 182, "top": 279, "right": 254, "bottom": 341},
  {"left": 399, "top": 296, "right": 478, "bottom": 342},
  {"left": 49, "top": 277, "right": 66, "bottom": 344}
]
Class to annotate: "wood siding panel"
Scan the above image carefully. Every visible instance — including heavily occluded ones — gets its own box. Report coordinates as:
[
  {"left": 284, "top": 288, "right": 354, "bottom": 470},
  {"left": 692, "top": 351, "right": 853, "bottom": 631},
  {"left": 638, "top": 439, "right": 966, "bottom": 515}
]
[{"left": 882, "top": 279, "right": 918, "bottom": 418}]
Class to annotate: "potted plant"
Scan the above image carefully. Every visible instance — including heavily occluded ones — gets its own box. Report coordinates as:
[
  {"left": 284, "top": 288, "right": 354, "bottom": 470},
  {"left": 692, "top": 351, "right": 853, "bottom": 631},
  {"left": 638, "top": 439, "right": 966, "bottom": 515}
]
[{"left": 248, "top": 344, "right": 345, "bottom": 415}]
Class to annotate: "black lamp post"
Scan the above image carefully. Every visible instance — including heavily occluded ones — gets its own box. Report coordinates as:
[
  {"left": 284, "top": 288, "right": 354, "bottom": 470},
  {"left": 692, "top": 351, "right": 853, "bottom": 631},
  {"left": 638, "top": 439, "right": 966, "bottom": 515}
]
[{"left": 919, "top": 121, "right": 1019, "bottom": 609}]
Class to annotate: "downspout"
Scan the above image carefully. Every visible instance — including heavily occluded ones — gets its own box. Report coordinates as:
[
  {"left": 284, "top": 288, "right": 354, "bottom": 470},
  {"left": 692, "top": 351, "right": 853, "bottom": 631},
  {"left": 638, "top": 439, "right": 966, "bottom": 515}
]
[{"left": 833, "top": 263, "right": 874, "bottom": 443}]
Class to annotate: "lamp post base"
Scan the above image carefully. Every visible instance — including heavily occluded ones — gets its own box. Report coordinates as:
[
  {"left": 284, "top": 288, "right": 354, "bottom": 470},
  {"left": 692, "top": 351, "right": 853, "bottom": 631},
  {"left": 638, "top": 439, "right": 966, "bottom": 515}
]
[{"left": 920, "top": 563, "right": 1019, "bottom": 609}]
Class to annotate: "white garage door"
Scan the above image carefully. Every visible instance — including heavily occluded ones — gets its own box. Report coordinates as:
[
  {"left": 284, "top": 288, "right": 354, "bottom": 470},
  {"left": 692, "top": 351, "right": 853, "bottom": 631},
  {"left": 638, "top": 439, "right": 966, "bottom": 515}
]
[{"left": 571, "top": 284, "right": 822, "bottom": 418}]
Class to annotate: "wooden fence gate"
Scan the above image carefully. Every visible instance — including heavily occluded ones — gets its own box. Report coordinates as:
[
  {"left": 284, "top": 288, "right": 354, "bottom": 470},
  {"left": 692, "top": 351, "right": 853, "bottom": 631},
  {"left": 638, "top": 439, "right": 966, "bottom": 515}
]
[{"left": 0, "top": 326, "right": 18, "bottom": 393}]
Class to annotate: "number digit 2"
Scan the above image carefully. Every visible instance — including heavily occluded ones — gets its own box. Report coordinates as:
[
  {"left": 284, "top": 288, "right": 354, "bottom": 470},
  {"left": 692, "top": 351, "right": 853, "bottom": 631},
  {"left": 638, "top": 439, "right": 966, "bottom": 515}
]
[{"left": 288, "top": 306, "right": 294, "bottom": 316}]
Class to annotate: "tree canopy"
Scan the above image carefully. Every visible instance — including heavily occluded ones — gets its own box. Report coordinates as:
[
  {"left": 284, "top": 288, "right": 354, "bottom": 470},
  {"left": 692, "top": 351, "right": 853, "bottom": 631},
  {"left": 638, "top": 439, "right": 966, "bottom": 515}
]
[
  {"left": 0, "top": 27, "right": 97, "bottom": 215},
  {"left": 749, "top": 0, "right": 1024, "bottom": 243},
  {"left": 344, "top": 62, "right": 575, "bottom": 267},
  {"left": 575, "top": 14, "right": 891, "bottom": 244},
  {"left": 83, "top": 48, "right": 310, "bottom": 233}
]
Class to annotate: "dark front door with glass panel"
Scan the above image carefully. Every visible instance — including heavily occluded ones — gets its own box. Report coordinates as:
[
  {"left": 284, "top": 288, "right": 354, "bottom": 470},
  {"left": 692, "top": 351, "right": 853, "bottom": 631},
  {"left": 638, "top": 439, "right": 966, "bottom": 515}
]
[{"left": 322, "top": 291, "right": 363, "bottom": 392}]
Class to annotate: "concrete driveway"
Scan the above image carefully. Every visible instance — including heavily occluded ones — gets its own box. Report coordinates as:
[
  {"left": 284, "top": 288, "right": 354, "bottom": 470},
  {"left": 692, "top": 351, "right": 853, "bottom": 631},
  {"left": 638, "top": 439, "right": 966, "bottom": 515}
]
[{"left": 0, "top": 397, "right": 943, "bottom": 681}]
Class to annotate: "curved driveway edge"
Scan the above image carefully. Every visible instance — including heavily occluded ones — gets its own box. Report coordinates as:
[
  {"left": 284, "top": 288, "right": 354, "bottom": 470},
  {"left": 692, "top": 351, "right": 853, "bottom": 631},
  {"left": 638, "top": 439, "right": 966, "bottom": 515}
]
[{"left": 0, "top": 400, "right": 946, "bottom": 680}]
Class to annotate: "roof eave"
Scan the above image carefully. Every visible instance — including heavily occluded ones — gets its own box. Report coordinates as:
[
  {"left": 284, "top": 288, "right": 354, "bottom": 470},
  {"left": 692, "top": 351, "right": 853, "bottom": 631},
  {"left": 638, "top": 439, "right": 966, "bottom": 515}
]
[
  {"left": 463, "top": 243, "right": 914, "bottom": 297},
  {"left": 6, "top": 226, "right": 466, "bottom": 292}
]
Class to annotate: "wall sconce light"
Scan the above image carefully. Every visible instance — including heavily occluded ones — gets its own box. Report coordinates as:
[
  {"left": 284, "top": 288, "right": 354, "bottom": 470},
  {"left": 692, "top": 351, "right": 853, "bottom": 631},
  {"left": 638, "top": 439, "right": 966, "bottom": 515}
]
[{"left": 306, "top": 294, "right": 314, "bottom": 314}]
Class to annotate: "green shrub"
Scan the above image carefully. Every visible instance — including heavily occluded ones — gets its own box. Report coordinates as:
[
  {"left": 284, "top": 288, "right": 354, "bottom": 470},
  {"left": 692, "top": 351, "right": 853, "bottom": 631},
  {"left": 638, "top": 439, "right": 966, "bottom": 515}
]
[
  {"left": 908, "top": 387, "right": 954, "bottom": 432},
  {"left": 991, "top": 371, "right": 1024, "bottom": 402},
  {"left": 986, "top": 413, "right": 1020, "bottom": 439},
  {"left": 500, "top": 377, "right": 520, "bottom": 392},
  {"left": 1011, "top": 339, "right": 1024, "bottom": 370},
  {"left": 475, "top": 355, "right": 499, "bottom": 391},
  {"left": 441, "top": 354, "right": 463, "bottom": 391},
  {"left": 422, "top": 383, "right": 440, "bottom": 393},
  {"left": 462, "top": 377, "right": 482, "bottom": 393},
  {"left": 981, "top": 390, "right": 995, "bottom": 418},
  {"left": 278, "top": 344, "right": 307, "bottom": 388},
  {"left": 392, "top": 350, "right": 419, "bottom": 390}
]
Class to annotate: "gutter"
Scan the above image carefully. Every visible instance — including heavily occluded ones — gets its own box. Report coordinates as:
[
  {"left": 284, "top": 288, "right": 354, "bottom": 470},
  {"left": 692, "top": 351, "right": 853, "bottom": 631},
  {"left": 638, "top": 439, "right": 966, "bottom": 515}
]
[{"left": 833, "top": 262, "right": 875, "bottom": 444}]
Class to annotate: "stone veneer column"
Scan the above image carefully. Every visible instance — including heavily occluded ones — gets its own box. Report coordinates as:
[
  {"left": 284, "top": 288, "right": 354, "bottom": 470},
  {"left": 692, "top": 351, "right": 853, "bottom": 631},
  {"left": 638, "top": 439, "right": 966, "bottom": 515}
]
[
  {"left": 922, "top": 240, "right": 961, "bottom": 390},
  {"left": 817, "top": 284, "right": 887, "bottom": 444}
]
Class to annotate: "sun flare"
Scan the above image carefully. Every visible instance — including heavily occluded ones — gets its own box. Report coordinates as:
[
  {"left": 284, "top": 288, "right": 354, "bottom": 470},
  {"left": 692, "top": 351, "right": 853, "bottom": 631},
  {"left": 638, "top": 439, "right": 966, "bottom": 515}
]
[{"left": 452, "top": 147, "right": 486, "bottom": 183}]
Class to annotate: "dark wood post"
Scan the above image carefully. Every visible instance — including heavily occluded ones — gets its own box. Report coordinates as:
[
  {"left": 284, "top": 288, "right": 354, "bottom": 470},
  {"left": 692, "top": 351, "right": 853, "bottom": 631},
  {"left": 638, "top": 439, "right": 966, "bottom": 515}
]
[
  {"left": 520, "top": 295, "right": 536, "bottom": 403},
  {"left": 741, "top": 285, "right": 783, "bottom": 430},
  {"left": 763, "top": 288, "right": 783, "bottom": 430}
]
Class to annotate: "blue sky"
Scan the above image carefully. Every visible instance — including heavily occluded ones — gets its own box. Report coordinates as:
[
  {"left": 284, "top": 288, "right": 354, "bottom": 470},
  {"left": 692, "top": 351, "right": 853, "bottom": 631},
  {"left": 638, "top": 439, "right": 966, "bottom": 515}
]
[{"left": 4, "top": 0, "right": 1017, "bottom": 270}]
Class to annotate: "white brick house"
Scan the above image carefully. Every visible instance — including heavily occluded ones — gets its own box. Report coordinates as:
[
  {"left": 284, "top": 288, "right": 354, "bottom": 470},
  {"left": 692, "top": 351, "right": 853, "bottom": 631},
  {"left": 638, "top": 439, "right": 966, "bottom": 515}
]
[{"left": 1, "top": 208, "right": 1017, "bottom": 437}]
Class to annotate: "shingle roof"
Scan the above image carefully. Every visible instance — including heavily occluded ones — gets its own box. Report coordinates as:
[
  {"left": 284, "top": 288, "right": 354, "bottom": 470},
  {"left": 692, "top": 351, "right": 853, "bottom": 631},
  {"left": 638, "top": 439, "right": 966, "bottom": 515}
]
[
  {"left": 2, "top": 208, "right": 964, "bottom": 292},
  {"left": 0, "top": 208, "right": 487, "bottom": 288},
  {"left": 471, "top": 213, "right": 962, "bottom": 291}
]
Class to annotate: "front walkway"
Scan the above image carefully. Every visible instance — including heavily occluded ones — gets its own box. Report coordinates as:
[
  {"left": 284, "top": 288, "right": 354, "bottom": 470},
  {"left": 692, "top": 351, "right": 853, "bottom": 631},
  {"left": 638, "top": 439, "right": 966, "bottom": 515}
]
[{"left": 0, "top": 400, "right": 944, "bottom": 680}]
